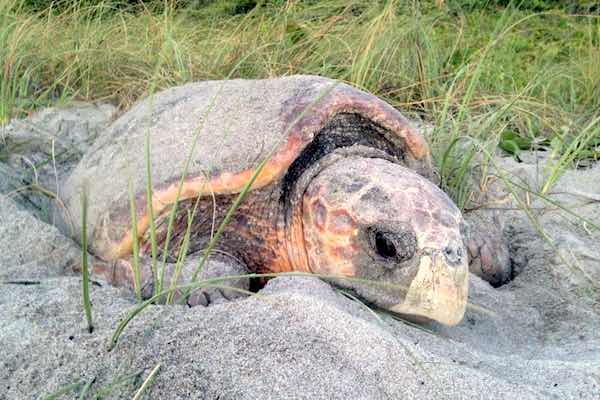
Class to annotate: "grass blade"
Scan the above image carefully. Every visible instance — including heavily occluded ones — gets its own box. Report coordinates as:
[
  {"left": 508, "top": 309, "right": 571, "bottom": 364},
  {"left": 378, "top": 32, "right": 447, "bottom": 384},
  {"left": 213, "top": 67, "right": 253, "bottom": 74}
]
[
  {"left": 144, "top": 123, "right": 159, "bottom": 298},
  {"left": 78, "top": 377, "right": 96, "bottom": 400},
  {"left": 128, "top": 177, "right": 142, "bottom": 302},
  {"left": 80, "top": 185, "right": 93, "bottom": 334},
  {"left": 43, "top": 381, "right": 84, "bottom": 400},
  {"left": 132, "top": 363, "right": 161, "bottom": 400}
]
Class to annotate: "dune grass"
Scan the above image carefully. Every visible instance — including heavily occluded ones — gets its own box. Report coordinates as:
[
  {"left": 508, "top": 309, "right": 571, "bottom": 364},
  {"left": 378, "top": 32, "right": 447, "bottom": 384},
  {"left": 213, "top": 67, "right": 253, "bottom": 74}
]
[
  {"left": 43, "top": 370, "right": 144, "bottom": 399},
  {"left": 1, "top": 0, "right": 598, "bottom": 196}
]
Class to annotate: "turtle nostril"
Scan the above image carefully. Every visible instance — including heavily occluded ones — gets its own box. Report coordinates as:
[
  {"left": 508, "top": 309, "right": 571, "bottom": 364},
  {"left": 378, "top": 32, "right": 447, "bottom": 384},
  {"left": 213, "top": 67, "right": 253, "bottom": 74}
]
[{"left": 443, "top": 245, "right": 463, "bottom": 266}]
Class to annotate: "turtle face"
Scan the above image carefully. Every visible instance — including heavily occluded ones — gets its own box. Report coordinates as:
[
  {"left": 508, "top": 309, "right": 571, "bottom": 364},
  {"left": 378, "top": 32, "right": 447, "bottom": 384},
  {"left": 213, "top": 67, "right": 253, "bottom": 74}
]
[{"left": 302, "top": 157, "right": 468, "bottom": 326}]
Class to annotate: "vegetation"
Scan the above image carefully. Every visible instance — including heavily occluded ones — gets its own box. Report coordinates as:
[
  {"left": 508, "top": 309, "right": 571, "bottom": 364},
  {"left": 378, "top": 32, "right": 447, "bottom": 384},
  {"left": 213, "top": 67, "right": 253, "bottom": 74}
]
[
  {"left": 1, "top": 1, "right": 598, "bottom": 203},
  {"left": 80, "top": 185, "right": 94, "bottom": 333},
  {"left": 43, "top": 370, "right": 146, "bottom": 399}
]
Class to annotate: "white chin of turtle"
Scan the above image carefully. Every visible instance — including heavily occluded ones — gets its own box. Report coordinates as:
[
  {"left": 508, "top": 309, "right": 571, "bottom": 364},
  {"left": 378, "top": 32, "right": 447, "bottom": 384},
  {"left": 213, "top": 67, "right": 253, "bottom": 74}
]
[{"left": 390, "top": 251, "right": 469, "bottom": 326}]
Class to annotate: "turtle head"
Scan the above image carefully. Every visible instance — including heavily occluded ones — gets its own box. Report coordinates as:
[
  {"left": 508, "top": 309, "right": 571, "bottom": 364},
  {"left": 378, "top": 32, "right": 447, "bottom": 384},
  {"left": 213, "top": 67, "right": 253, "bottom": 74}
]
[{"left": 302, "top": 156, "right": 468, "bottom": 326}]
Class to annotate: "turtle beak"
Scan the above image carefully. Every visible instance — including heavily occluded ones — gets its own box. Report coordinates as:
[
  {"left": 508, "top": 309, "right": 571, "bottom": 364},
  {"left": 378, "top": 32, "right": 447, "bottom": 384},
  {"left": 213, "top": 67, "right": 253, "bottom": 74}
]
[{"left": 390, "top": 249, "right": 468, "bottom": 326}]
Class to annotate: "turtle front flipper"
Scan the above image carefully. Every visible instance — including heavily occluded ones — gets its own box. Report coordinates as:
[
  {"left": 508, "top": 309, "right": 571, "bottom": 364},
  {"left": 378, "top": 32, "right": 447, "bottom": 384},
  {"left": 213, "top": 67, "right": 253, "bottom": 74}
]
[
  {"left": 82, "top": 254, "right": 251, "bottom": 306},
  {"left": 137, "top": 254, "right": 251, "bottom": 306},
  {"left": 171, "top": 254, "right": 251, "bottom": 307},
  {"left": 462, "top": 211, "right": 512, "bottom": 287}
]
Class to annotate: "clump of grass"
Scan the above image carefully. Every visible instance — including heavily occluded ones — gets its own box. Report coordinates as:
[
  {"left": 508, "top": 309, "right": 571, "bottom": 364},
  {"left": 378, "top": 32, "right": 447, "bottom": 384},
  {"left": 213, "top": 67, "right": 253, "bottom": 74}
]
[
  {"left": 43, "top": 370, "right": 144, "bottom": 399},
  {"left": 540, "top": 115, "right": 600, "bottom": 194},
  {"left": 78, "top": 377, "right": 96, "bottom": 399},
  {"left": 43, "top": 381, "right": 85, "bottom": 400}
]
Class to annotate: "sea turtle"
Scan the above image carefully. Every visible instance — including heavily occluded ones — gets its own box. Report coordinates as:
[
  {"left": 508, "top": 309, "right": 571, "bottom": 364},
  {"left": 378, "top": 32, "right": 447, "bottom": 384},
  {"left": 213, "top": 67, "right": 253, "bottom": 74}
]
[{"left": 60, "top": 75, "right": 506, "bottom": 326}]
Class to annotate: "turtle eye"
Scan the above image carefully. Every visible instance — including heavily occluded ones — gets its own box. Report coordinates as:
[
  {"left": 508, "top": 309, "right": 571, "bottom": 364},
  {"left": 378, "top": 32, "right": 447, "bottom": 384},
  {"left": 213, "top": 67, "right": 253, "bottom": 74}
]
[
  {"left": 374, "top": 231, "right": 397, "bottom": 258},
  {"left": 369, "top": 228, "right": 417, "bottom": 264}
]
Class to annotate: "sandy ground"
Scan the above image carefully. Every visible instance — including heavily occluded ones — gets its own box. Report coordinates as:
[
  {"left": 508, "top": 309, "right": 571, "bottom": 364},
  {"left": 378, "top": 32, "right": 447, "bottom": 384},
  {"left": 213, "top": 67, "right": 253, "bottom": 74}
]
[{"left": 0, "top": 105, "right": 599, "bottom": 399}]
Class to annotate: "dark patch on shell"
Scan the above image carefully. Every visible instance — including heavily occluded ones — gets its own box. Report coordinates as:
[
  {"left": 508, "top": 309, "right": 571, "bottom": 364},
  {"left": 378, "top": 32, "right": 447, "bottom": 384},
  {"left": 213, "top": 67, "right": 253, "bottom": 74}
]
[{"left": 280, "top": 113, "right": 405, "bottom": 206}]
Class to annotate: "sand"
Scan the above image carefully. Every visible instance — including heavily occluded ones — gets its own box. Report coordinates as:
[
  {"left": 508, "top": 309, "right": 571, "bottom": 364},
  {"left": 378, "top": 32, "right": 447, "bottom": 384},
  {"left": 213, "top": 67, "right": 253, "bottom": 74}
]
[{"left": 0, "top": 103, "right": 599, "bottom": 399}]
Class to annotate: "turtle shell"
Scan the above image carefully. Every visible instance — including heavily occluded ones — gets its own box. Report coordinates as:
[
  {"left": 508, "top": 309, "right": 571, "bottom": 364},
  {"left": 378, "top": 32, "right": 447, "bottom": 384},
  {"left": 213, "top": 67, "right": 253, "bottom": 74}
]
[{"left": 61, "top": 75, "right": 433, "bottom": 261}]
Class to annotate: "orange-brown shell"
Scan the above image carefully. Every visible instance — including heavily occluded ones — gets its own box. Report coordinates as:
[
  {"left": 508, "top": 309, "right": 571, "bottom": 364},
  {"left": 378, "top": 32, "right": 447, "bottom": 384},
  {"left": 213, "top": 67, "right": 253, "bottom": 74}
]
[{"left": 61, "top": 75, "right": 433, "bottom": 262}]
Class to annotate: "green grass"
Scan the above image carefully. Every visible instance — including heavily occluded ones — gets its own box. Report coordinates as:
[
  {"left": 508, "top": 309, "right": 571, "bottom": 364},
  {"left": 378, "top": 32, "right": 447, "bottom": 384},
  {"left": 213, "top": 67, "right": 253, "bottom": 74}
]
[
  {"left": 1, "top": 0, "right": 598, "bottom": 199},
  {"left": 80, "top": 184, "right": 94, "bottom": 334},
  {"left": 43, "top": 370, "right": 144, "bottom": 399},
  {"left": 127, "top": 176, "right": 143, "bottom": 302},
  {"left": 132, "top": 363, "right": 161, "bottom": 400}
]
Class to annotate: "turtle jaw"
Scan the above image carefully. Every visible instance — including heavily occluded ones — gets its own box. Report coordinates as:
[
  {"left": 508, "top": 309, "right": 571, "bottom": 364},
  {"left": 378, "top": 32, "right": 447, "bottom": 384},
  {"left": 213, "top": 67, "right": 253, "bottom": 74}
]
[{"left": 390, "top": 250, "right": 468, "bottom": 326}]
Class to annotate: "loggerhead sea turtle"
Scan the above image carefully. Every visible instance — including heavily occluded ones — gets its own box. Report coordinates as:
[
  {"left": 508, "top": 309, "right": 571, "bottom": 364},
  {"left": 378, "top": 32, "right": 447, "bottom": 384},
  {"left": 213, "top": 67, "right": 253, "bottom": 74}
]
[{"left": 60, "top": 75, "right": 506, "bottom": 326}]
